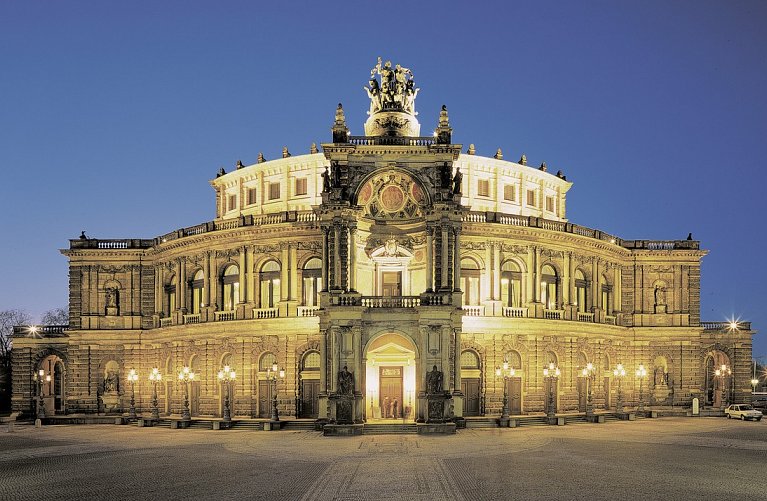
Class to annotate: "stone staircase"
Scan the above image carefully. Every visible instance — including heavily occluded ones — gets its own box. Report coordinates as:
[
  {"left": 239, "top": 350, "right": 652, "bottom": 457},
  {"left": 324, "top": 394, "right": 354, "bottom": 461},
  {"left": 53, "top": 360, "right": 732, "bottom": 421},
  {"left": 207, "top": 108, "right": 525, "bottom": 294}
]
[
  {"left": 282, "top": 420, "right": 318, "bottom": 431},
  {"left": 464, "top": 417, "right": 500, "bottom": 429},
  {"left": 363, "top": 423, "right": 418, "bottom": 434}
]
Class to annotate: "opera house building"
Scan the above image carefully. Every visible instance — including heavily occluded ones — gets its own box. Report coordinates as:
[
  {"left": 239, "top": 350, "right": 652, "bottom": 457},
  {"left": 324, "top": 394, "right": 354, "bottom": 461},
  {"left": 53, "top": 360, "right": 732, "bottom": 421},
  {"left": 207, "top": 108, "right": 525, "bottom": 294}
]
[{"left": 12, "top": 60, "right": 754, "bottom": 430}]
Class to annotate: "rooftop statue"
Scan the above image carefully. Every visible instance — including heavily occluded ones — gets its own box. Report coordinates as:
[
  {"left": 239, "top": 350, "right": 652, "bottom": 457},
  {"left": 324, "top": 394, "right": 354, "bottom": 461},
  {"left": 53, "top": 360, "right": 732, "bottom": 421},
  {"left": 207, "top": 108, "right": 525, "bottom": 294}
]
[{"left": 365, "top": 57, "right": 419, "bottom": 116}]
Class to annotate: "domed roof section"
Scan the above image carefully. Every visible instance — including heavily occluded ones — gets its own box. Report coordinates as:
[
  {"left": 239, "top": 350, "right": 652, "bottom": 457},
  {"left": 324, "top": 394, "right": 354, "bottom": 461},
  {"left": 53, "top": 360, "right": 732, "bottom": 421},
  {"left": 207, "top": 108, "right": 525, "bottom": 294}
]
[{"left": 363, "top": 57, "right": 421, "bottom": 137}]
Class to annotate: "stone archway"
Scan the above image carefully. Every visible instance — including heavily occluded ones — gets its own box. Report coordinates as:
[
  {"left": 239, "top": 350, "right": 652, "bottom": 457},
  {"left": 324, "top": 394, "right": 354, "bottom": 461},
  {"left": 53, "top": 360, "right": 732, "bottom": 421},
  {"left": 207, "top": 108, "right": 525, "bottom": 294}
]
[{"left": 364, "top": 332, "right": 418, "bottom": 421}]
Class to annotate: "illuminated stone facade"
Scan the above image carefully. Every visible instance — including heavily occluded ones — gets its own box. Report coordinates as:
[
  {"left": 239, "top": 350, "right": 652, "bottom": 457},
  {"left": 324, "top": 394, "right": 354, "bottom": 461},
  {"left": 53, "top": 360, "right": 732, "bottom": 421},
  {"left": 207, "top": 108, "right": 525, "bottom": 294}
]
[{"left": 12, "top": 61, "right": 755, "bottom": 423}]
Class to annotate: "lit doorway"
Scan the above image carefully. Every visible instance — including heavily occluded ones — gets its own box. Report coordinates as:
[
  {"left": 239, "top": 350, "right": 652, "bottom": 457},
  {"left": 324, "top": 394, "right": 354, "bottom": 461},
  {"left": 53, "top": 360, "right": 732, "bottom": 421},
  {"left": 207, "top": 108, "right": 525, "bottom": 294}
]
[{"left": 365, "top": 333, "right": 417, "bottom": 421}]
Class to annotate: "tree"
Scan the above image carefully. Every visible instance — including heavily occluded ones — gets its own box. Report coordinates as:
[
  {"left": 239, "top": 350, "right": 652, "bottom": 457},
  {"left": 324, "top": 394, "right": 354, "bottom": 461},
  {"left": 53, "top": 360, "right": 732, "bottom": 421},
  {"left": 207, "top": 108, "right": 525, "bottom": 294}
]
[
  {"left": 0, "top": 309, "right": 31, "bottom": 368},
  {"left": 40, "top": 307, "right": 68, "bottom": 326},
  {"left": 0, "top": 309, "right": 31, "bottom": 413}
]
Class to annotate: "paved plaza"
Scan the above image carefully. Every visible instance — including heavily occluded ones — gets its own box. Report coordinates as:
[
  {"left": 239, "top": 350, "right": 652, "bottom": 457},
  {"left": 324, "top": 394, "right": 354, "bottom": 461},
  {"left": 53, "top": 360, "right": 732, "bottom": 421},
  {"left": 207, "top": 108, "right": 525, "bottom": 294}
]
[{"left": 1, "top": 417, "right": 765, "bottom": 500}]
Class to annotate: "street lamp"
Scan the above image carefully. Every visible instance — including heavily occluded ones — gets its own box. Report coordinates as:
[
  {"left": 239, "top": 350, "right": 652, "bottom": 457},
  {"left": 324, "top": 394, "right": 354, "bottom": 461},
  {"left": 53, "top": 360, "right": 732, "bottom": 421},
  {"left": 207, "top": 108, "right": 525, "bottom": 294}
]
[
  {"left": 149, "top": 368, "right": 162, "bottom": 419},
  {"left": 267, "top": 362, "right": 285, "bottom": 422},
  {"left": 33, "top": 369, "right": 50, "bottom": 419},
  {"left": 751, "top": 360, "right": 759, "bottom": 393},
  {"left": 543, "top": 362, "right": 561, "bottom": 420},
  {"left": 714, "top": 364, "right": 731, "bottom": 408},
  {"left": 178, "top": 366, "right": 195, "bottom": 421},
  {"left": 495, "top": 360, "right": 515, "bottom": 419},
  {"left": 217, "top": 365, "right": 236, "bottom": 422},
  {"left": 613, "top": 363, "right": 626, "bottom": 413},
  {"left": 635, "top": 364, "right": 647, "bottom": 412},
  {"left": 582, "top": 363, "right": 595, "bottom": 418},
  {"left": 127, "top": 368, "right": 139, "bottom": 420}
]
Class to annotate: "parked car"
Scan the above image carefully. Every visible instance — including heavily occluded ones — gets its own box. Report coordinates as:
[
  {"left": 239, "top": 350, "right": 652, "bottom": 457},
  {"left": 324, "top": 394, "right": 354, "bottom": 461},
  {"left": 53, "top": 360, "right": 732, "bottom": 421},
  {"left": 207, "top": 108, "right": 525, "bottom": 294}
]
[{"left": 724, "top": 404, "right": 763, "bottom": 421}]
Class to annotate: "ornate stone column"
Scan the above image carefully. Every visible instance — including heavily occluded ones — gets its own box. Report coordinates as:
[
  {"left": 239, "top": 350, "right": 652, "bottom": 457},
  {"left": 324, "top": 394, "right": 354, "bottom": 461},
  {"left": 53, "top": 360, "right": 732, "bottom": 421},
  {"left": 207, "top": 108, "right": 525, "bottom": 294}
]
[
  {"left": 239, "top": 247, "right": 247, "bottom": 304},
  {"left": 493, "top": 243, "right": 501, "bottom": 301},
  {"left": 453, "top": 228, "right": 461, "bottom": 292},
  {"left": 441, "top": 225, "right": 449, "bottom": 290},
  {"left": 203, "top": 253, "right": 211, "bottom": 307},
  {"left": 333, "top": 224, "right": 341, "bottom": 289},
  {"left": 321, "top": 227, "right": 329, "bottom": 291},
  {"left": 426, "top": 226, "right": 434, "bottom": 292},
  {"left": 348, "top": 225, "right": 357, "bottom": 292},
  {"left": 179, "top": 258, "right": 187, "bottom": 313}
]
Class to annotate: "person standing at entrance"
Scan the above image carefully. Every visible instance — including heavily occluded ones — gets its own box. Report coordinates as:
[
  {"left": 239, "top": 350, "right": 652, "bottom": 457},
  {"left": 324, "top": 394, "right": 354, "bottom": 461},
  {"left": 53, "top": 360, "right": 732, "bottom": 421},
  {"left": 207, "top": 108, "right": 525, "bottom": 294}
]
[
  {"left": 392, "top": 398, "right": 399, "bottom": 419},
  {"left": 383, "top": 396, "right": 389, "bottom": 418}
]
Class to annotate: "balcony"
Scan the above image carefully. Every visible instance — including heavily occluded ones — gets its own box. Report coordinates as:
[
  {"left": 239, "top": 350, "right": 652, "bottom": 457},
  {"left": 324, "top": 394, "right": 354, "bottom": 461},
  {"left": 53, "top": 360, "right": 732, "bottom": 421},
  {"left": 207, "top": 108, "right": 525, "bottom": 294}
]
[
  {"left": 297, "top": 306, "right": 320, "bottom": 317},
  {"left": 544, "top": 309, "right": 564, "bottom": 320},
  {"left": 462, "top": 306, "right": 483, "bottom": 316},
  {"left": 576, "top": 312, "right": 595, "bottom": 323}
]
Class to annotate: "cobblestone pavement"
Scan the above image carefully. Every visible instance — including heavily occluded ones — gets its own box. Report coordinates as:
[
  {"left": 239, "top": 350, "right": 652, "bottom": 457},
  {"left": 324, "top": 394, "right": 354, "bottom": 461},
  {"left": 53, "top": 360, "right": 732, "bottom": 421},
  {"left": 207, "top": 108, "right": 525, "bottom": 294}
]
[{"left": 1, "top": 418, "right": 765, "bottom": 500}]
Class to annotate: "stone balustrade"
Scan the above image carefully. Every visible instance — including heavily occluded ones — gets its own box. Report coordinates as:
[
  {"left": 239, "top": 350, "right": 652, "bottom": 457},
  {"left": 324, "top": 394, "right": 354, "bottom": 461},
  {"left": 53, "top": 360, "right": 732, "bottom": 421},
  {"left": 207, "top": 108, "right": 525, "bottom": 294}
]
[
  {"left": 297, "top": 306, "right": 320, "bottom": 317},
  {"left": 252, "top": 308, "right": 278, "bottom": 319},
  {"left": 502, "top": 307, "right": 527, "bottom": 318},
  {"left": 211, "top": 311, "right": 234, "bottom": 321},
  {"left": 701, "top": 321, "right": 752, "bottom": 331},
  {"left": 577, "top": 312, "right": 595, "bottom": 322},
  {"left": 182, "top": 313, "right": 201, "bottom": 324},
  {"left": 544, "top": 309, "right": 564, "bottom": 320},
  {"left": 361, "top": 296, "right": 421, "bottom": 308},
  {"left": 462, "top": 305, "right": 483, "bottom": 316}
]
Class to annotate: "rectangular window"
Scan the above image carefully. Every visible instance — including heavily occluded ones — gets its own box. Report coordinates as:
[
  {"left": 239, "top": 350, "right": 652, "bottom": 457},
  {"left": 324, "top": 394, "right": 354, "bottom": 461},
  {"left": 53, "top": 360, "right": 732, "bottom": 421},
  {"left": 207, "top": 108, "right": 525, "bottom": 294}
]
[
  {"left": 503, "top": 184, "right": 516, "bottom": 202},
  {"left": 546, "top": 196, "right": 555, "bottom": 213},
  {"left": 247, "top": 187, "right": 258, "bottom": 205},
  {"left": 477, "top": 179, "right": 490, "bottom": 197},
  {"left": 527, "top": 190, "right": 536, "bottom": 207},
  {"left": 228, "top": 194, "right": 237, "bottom": 211},
  {"left": 268, "top": 182, "right": 280, "bottom": 201},
  {"left": 295, "top": 177, "right": 307, "bottom": 196}
]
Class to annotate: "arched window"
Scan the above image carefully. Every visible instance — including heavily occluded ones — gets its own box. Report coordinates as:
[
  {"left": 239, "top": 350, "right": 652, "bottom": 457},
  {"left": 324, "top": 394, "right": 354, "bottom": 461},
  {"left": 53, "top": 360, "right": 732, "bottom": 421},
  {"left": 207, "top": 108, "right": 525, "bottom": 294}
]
[
  {"left": 460, "top": 350, "right": 481, "bottom": 369},
  {"left": 461, "top": 257, "right": 481, "bottom": 306},
  {"left": 501, "top": 261, "right": 522, "bottom": 308},
  {"left": 302, "top": 351, "right": 321, "bottom": 371},
  {"left": 164, "top": 274, "right": 177, "bottom": 316},
  {"left": 221, "top": 265, "right": 240, "bottom": 311},
  {"left": 302, "top": 258, "right": 322, "bottom": 307},
  {"left": 259, "top": 352, "right": 277, "bottom": 372},
  {"left": 506, "top": 350, "right": 522, "bottom": 370},
  {"left": 190, "top": 269, "right": 204, "bottom": 314},
  {"left": 574, "top": 269, "right": 589, "bottom": 313},
  {"left": 260, "top": 260, "right": 281, "bottom": 308},
  {"left": 541, "top": 264, "right": 558, "bottom": 310},
  {"left": 601, "top": 273, "right": 612, "bottom": 314}
]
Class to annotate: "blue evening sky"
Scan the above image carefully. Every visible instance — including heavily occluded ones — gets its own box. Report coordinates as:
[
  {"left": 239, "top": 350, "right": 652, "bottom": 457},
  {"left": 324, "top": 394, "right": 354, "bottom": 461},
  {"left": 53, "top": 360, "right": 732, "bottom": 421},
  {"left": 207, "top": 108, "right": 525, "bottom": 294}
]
[{"left": 1, "top": 1, "right": 765, "bottom": 358}]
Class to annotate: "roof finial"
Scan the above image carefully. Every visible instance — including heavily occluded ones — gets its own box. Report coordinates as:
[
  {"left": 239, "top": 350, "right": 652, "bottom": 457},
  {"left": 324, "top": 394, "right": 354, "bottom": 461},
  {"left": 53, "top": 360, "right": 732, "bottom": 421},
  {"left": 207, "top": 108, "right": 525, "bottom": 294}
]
[
  {"left": 332, "top": 103, "right": 350, "bottom": 143},
  {"left": 539, "top": 162, "right": 547, "bottom": 172},
  {"left": 519, "top": 154, "right": 527, "bottom": 166},
  {"left": 216, "top": 167, "right": 226, "bottom": 177},
  {"left": 236, "top": 159, "right": 244, "bottom": 170},
  {"left": 282, "top": 146, "right": 291, "bottom": 158},
  {"left": 467, "top": 144, "right": 476, "bottom": 155},
  {"left": 494, "top": 148, "right": 503, "bottom": 160},
  {"left": 257, "top": 152, "right": 265, "bottom": 163},
  {"left": 310, "top": 142, "right": 318, "bottom": 154}
]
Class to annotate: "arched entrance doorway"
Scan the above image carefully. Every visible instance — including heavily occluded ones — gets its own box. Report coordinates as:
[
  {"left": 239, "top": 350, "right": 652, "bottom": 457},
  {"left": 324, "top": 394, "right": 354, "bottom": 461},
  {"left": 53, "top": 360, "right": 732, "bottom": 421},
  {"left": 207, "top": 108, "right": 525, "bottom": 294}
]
[
  {"left": 704, "top": 350, "right": 731, "bottom": 407},
  {"left": 365, "top": 333, "right": 417, "bottom": 421},
  {"left": 38, "top": 354, "right": 65, "bottom": 415}
]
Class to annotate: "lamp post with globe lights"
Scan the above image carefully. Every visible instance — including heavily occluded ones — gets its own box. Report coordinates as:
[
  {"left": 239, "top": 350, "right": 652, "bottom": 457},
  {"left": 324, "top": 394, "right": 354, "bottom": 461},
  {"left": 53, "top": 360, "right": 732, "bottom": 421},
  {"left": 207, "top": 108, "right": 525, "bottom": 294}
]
[
  {"left": 582, "top": 363, "right": 595, "bottom": 419},
  {"left": 127, "top": 368, "right": 139, "bottom": 420},
  {"left": 635, "top": 364, "right": 647, "bottom": 412},
  {"left": 178, "top": 366, "right": 195, "bottom": 421},
  {"left": 495, "top": 360, "right": 515, "bottom": 419},
  {"left": 33, "top": 369, "right": 51, "bottom": 419},
  {"left": 267, "top": 363, "right": 285, "bottom": 422},
  {"left": 149, "top": 368, "right": 162, "bottom": 419},
  {"left": 613, "top": 364, "right": 626, "bottom": 413},
  {"left": 217, "top": 365, "right": 236, "bottom": 423},
  {"left": 543, "top": 362, "right": 560, "bottom": 421}
]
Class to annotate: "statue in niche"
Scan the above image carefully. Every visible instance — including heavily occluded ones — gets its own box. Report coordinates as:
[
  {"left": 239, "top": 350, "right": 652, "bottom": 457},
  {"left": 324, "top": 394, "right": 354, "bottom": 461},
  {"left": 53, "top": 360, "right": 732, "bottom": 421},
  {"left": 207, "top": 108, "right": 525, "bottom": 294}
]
[
  {"left": 440, "top": 163, "right": 451, "bottom": 189},
  {"left": 331, "top": 162, "right": 341, "bottom": 188},
  {"left": 426, "top": 365, "right": 443, "bottom": 394},
  {"left": 452, "top": 167, "right": 463, "bottom": 195},
  {"left": 322, "top": 166, "right": 331, "bottom": 193},
  {"left": 338, "top": 366, "right": 354, "bottom": 396},
  {"left": 104, "top": 370, "right": 119, "bottom": 393},
  {"left": 654, "top": 366, "right": 667, "bottom": 386},
  {"left": 105, "top": 287, "right": 119, "bottom": 315},
  {"left": 654, "top": 285, "right": 666, "bottom": 306}
]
